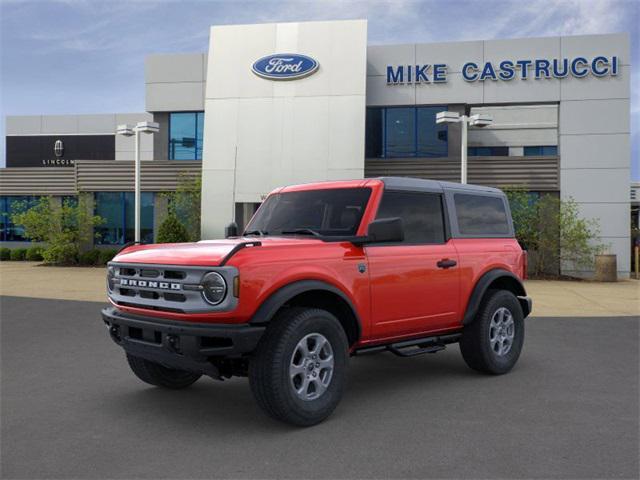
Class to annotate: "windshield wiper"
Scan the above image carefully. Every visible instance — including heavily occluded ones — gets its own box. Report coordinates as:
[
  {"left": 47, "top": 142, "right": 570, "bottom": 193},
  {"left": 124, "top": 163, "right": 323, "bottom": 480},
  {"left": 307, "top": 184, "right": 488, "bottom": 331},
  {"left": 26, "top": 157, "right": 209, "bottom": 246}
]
[
  {"left": 281, "top": 228, "right": 322, "bottom": 237},
  {"left": 244, "top": 229, "right": 268, "bottom": 236}
]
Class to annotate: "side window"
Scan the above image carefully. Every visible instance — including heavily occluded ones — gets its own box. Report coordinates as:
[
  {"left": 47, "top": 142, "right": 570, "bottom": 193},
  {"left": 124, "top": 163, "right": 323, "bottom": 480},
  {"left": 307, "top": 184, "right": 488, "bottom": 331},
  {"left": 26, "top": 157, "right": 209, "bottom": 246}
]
[
  {"left": 375, "top": 191, "right": 445, "bottom": 244},
  {"left": 454, "top": 194, "right": 510, "bottom": 236}
]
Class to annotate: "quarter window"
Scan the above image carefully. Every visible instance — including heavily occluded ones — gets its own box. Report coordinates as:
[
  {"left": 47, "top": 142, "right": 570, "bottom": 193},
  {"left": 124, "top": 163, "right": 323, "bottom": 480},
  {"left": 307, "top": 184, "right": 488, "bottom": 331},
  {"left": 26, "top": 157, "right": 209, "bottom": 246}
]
[
  {"left": 454, "top": 194, "right": 510, "bottom": 236},
  {"left": 375, "top": 191, "right": 446, "bottom": 244}
]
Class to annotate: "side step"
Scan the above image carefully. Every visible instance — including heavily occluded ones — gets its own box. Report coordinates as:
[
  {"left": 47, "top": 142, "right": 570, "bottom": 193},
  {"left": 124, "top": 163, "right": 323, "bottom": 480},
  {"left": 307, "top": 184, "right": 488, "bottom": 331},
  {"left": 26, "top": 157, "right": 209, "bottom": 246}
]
[{"left": 354, "top": 332, "right": 462, "bottom": 358}]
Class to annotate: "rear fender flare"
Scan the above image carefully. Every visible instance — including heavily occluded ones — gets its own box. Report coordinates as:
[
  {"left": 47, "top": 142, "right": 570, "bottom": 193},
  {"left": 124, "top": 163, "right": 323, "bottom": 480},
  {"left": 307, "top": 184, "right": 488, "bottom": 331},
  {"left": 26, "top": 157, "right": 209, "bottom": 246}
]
[{"left": 463, "top": 269, "right": 529, "bottom": 325}]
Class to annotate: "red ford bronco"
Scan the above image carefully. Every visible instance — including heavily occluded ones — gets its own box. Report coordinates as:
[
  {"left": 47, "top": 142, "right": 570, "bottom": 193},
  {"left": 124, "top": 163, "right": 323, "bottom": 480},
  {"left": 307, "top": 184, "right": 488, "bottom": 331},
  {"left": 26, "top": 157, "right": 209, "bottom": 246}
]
[{"left": 103, "top": 177, "right": 531, "bottom": 426}]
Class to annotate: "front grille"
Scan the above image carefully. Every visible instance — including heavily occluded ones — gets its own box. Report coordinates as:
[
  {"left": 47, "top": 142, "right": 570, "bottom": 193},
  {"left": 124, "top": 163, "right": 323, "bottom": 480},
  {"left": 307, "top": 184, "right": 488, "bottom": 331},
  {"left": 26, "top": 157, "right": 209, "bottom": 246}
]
[{"left": 108, "top": 262, "right": 238, "bottom": 314}]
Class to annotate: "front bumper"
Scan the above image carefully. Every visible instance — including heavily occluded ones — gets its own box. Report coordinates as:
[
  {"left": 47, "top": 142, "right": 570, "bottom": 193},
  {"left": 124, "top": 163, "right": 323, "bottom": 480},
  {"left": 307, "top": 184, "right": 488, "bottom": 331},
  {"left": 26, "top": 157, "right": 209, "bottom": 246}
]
[{"left": 102, "top": 306, "right": 265, "bottom": 378}]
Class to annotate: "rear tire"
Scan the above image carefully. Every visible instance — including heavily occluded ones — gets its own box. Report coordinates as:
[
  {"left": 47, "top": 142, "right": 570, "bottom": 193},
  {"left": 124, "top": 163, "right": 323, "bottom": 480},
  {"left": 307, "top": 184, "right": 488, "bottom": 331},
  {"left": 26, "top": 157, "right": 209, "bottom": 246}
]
[
  {"left": 460, "top": 289, "right": 525, "bottom": 375},
  {"left": 249, "top": 307, "right": 349, "bottom": 427},
  {"left": 126, "top": 354, "right": 201, "bottom": 389}
]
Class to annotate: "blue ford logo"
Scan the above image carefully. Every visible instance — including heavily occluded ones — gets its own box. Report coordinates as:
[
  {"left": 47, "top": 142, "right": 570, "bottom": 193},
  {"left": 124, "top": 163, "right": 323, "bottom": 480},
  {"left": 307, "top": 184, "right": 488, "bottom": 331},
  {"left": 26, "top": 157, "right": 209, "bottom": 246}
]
[{"left": 252, "top": 53, "right": 319, "bottom": 80}]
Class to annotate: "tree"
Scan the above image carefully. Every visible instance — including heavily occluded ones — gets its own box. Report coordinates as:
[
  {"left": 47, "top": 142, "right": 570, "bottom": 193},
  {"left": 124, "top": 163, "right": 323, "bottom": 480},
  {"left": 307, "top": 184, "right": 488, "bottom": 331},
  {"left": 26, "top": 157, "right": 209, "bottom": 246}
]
[
  {"left": 504, "top": 187, "right": 604, "bottom": 277},
  {"left": 11, "top": 196, "right": 104, "bottom": 265},
  {"left": 157, "top": 213, "right": 190, "bottom": 243},
  {"left": 163, "top": 173, "right": 201, "bottom": 241}
]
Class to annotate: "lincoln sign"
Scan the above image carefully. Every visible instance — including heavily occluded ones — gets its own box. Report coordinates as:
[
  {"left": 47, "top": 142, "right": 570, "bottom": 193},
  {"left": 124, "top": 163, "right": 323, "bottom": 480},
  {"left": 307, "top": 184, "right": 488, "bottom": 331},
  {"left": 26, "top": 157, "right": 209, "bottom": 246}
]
[{"left": 386, "top": 55, "right": 620, "bottom": 84}]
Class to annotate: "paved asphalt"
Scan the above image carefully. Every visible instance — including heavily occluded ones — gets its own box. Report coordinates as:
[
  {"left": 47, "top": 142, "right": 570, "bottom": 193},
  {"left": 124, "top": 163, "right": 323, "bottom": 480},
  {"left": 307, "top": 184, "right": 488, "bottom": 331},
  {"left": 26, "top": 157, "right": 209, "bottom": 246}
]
[{"left": 1, "top": 296, "right": 638, "bottom": 479}]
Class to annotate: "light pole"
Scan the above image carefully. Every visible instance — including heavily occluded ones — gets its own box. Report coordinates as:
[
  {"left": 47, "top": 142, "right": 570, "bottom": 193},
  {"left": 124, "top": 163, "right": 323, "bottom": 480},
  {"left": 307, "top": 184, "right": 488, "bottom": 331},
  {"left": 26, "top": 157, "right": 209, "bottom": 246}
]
[
  {"left": 436, "top": 111, "right": 492, "bottom": 184},
  {"left": 116, "top": 121, "right": 159, "bottom": 243}
]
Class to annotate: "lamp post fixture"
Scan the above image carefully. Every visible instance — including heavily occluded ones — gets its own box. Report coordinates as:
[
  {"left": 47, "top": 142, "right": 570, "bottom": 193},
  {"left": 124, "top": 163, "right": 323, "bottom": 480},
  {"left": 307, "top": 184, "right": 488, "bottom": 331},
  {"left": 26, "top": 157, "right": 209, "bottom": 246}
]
[
  {"left": 436, "top": 111, "right": 492, "bottom": 184},
  {"left": 116, "top": 121, "right": 159, "bottom": 243}
]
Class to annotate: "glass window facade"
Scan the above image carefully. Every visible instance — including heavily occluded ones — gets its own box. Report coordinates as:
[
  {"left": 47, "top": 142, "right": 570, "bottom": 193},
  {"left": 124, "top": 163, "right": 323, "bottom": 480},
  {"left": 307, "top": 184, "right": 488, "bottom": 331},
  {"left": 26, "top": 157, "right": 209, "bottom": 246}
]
[
  {"left": 468, "top": 146, "right": 509, "bottom": 156},
  {"left": 365, "top": 106, "right": 448, "bottom": 158},
  {"left": 0, "top": 196, "right": 39, "bottom": 242},
  {"left": 169, "top": 112, "right": 204, "bottom": 160},
  {"left": 524, "top": 146, "right": 558, "bottom": 156},
  {"left": 95, "top": 192, "right": 154, "bottom": 245}
]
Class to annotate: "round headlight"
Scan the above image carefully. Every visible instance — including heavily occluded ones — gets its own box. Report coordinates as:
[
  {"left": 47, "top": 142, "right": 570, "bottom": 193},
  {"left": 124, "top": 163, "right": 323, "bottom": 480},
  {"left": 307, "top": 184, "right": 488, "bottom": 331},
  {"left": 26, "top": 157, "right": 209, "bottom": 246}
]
[
  {"left": 107, "top": 266, "right": 115, "bottom": 292},
  {"left": 201, "top": 272, "right": 227, "bottom": 305}
]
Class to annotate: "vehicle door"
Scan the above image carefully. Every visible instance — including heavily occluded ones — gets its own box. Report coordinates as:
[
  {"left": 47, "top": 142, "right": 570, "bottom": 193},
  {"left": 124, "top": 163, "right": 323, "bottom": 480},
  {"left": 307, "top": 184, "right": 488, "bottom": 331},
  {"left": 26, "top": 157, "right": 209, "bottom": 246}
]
[{"left": 366, "top": 190, "right": 461, "bottom": 339}]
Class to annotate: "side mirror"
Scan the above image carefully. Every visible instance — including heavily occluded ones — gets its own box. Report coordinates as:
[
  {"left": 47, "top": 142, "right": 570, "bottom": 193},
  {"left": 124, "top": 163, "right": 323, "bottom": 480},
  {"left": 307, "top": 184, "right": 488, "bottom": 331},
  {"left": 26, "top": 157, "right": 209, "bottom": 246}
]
[
  {"left": 225, "top": 222, "right": 239, "bottom": 238},
  {"left": 363, "top": 217, "right": 404, "bottom": 244}
]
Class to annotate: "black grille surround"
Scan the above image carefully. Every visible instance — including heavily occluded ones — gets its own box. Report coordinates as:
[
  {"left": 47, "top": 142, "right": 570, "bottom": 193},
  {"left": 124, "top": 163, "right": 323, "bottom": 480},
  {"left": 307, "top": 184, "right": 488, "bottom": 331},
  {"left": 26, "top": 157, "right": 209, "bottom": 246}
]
[{"left": 107, "top": 262, "right": 238, "bottom": 313}]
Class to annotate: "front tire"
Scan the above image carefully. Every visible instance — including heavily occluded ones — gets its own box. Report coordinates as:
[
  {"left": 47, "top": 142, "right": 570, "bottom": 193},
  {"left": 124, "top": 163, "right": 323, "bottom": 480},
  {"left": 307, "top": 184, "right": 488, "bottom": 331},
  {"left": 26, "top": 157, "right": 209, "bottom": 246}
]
[
  {"left": 460, "top": 289, "right": 525, "bottom": 374},
  {"left": 126, "top": 354, "right": 202, "bottom": 389},
  {"left": 249, "top": 307, "right": 349, "bottom": 426}
]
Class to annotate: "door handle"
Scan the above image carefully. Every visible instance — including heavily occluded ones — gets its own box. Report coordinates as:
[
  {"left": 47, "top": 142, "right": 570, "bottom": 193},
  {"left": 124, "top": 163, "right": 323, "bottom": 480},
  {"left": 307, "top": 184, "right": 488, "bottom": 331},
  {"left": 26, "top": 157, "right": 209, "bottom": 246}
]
[{"left": 437, "top": 259, "right": 457, "bottom": 269}]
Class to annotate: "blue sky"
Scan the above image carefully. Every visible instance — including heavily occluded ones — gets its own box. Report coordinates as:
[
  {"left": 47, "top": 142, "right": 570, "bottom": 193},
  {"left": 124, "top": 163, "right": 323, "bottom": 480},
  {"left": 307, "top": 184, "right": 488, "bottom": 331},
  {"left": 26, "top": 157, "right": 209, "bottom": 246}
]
[{"left": 1, "top": 0, "right": 638, "bottom": 178}]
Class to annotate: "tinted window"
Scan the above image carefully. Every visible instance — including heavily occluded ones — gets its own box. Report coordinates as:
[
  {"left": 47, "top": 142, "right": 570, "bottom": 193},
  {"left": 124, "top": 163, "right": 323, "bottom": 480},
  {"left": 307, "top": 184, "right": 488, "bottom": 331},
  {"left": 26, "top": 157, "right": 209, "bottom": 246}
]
[
  {"left": 0, "top": 196, "right": 40, "bottom": 242},
  {"left": 454, "top": 194, "right": 510, "bottom": 236},
  {"left": 386, "top": 108, "right": 415, "bottom": 157},
  {"left": 524, "top": 145, "right": 558, "bottom": 156},
  {"left": 468, "top": 146, "right": 509, "bottom": 156},
  {"left": 246, "top": 188, "right": 371, "bottom": 237},
  {"left": 365, "top": 108, "right": 383, "bottom": 158},
  {"left": 364, "top": 106, "right": 448, "bottom": 158},
  {"left": 416, "top": 107, "right": 448, "bottom": 157},
  {"left": 95, "top": 192, "right": 154, "bottom": 245},
  {"left": 375, "top": 191, "right": 445, "bottom": 244},
  {"left": 169, "top": 112, "right": 204, "bottom": 160}
]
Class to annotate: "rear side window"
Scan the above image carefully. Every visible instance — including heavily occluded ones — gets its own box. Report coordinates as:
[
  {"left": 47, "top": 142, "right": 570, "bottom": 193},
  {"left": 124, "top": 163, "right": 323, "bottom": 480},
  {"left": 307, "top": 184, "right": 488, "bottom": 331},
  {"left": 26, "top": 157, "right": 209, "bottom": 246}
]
[
  {"left": 375, "top": 191, "right": 445, "bottom": 244},
  {"left": 454, "top": 194, "right": 510, "bottom": 236}
]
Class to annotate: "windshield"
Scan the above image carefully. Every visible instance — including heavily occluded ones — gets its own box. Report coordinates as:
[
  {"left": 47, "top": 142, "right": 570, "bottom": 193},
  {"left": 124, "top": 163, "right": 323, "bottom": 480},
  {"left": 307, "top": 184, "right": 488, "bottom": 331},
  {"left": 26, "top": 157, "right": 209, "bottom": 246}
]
[{"left": 245, "top": 188, "right": 372, "bottom": 237}]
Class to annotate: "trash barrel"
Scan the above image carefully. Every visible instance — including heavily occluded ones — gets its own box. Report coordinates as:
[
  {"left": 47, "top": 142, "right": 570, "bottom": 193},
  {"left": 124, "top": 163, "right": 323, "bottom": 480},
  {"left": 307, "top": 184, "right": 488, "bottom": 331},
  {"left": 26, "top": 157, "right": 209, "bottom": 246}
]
[{"left": 594, "top": 254, "right": 617, "bottom": 282}]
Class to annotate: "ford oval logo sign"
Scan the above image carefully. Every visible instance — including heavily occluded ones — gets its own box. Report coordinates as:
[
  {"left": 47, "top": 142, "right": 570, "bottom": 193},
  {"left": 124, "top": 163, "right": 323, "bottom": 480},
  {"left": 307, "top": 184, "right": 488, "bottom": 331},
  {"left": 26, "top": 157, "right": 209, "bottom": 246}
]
[{"left": 252, "top": 53, "right": 319, "bottom": 80}]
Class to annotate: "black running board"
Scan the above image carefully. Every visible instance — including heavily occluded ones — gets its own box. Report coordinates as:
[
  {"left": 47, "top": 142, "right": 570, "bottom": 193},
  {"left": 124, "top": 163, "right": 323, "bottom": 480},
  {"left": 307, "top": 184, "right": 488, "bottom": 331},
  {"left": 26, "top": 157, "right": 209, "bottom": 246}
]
[{"left": 354, "top": 332, "right": 462, "bottom": 358}]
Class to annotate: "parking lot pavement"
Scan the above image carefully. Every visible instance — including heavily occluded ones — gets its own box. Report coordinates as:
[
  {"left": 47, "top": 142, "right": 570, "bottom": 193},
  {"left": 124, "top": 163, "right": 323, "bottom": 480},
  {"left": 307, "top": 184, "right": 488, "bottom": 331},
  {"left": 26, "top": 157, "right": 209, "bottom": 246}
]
[{"left": 1, "top": 296, "right": 638, "bottom": 479}]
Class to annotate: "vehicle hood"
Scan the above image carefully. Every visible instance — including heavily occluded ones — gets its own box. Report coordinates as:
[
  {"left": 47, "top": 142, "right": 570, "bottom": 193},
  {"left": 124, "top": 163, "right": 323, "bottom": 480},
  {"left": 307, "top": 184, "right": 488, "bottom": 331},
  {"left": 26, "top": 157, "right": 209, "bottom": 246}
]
[{"left": 111, "top": 237, "right": 324, "bottom": 266}]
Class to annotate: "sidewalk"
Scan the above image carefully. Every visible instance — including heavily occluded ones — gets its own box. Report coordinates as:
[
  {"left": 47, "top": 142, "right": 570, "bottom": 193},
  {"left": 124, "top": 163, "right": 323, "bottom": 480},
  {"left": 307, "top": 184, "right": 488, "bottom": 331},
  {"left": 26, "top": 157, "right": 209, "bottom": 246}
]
[{"left": 0, "top": 262, "right": 638, "bottom": 317}]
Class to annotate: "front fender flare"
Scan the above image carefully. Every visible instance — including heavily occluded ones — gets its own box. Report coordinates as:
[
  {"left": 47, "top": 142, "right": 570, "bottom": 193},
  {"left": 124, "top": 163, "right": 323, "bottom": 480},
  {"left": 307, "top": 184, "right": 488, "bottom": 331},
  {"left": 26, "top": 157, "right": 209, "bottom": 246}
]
[{"left": 249, "top": 279, "right": 362, "bottom": 337}]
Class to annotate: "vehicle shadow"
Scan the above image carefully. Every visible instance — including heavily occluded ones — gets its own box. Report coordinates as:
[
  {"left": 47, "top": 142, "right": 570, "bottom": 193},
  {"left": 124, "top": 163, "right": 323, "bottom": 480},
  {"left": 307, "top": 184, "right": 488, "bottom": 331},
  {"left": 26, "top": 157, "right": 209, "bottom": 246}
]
[{"left": 104, "top": 348, "right": 478, "bottom": 432}]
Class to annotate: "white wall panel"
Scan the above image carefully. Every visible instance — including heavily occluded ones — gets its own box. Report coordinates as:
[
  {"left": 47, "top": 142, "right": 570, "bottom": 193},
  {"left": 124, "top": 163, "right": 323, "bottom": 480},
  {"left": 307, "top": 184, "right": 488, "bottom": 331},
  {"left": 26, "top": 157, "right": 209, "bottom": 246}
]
[
  {"left": 366, "top": 44, "right": 415, "bottom": 77},
  {"left": 560, "top": 33, "right": 630, "bottom": 65},
  {"left": 415, "top": 41, "right": 483, "bottom": 73},
  {"left": 146, "top": 53, "right": 205, "bottom": 83},
  {"left": 146, "top": 82, "right": 205, "bottom": 112},
  {"left": 6, "top": 116, "right": 42, "bottom": 134},
  {"left": 484, "top": 37, "right": 561, "bottom": 64},
  {"left": 560, "top": 134, "right": 629, "bottom": 169},
  {"left": 560, "top": 65, "right": 630, "bottom": 101},
  {"left": 201, "top": 20, "right": 367, "bottom": 238},
  {"left": 560, "top": 168, "right": 629, "bottom": 203},
  {"left": 415, "top": 73, "right": 483, "bottom": 104}
]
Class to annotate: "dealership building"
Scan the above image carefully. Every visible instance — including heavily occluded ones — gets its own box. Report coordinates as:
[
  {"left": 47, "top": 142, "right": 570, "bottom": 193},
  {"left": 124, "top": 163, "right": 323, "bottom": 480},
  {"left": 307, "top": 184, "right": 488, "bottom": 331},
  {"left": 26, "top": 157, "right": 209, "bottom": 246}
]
[{"left": 0, "top": 20, "right": 633, "bottom": 277}]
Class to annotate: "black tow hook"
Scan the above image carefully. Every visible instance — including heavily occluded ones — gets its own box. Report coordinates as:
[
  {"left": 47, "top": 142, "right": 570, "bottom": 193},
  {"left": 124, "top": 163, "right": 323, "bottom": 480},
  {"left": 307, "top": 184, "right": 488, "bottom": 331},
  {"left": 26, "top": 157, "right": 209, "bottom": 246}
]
[
  {"left": 166, "top": 334, "right": 181, "bottom": 353},
  {"left": 109, "top": 325, "right": 121, "bottom": 342}
]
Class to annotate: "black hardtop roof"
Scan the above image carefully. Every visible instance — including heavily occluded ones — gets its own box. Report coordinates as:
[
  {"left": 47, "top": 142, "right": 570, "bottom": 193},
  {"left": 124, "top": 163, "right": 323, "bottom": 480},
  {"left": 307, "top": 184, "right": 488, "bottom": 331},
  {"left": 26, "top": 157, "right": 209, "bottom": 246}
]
[{"left": 378, "top": 177, "right": 504, "bottom": 195}]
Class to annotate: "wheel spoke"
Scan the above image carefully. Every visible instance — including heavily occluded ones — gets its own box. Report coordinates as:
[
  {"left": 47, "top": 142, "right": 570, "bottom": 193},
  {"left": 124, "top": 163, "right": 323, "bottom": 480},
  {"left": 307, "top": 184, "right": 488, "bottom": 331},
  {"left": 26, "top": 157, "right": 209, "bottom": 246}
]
[
  {"left": 318, "top": 356, "right": 333, "bottom": 369},
  {"left": 289, "top": 363, "right": 306, "bottom": 379},
  {"left": 289, "top": 332, "right": 334, "bottom": 401},
  {"left": 489, "top": 307, "right": 515, "bottom": 357}
]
